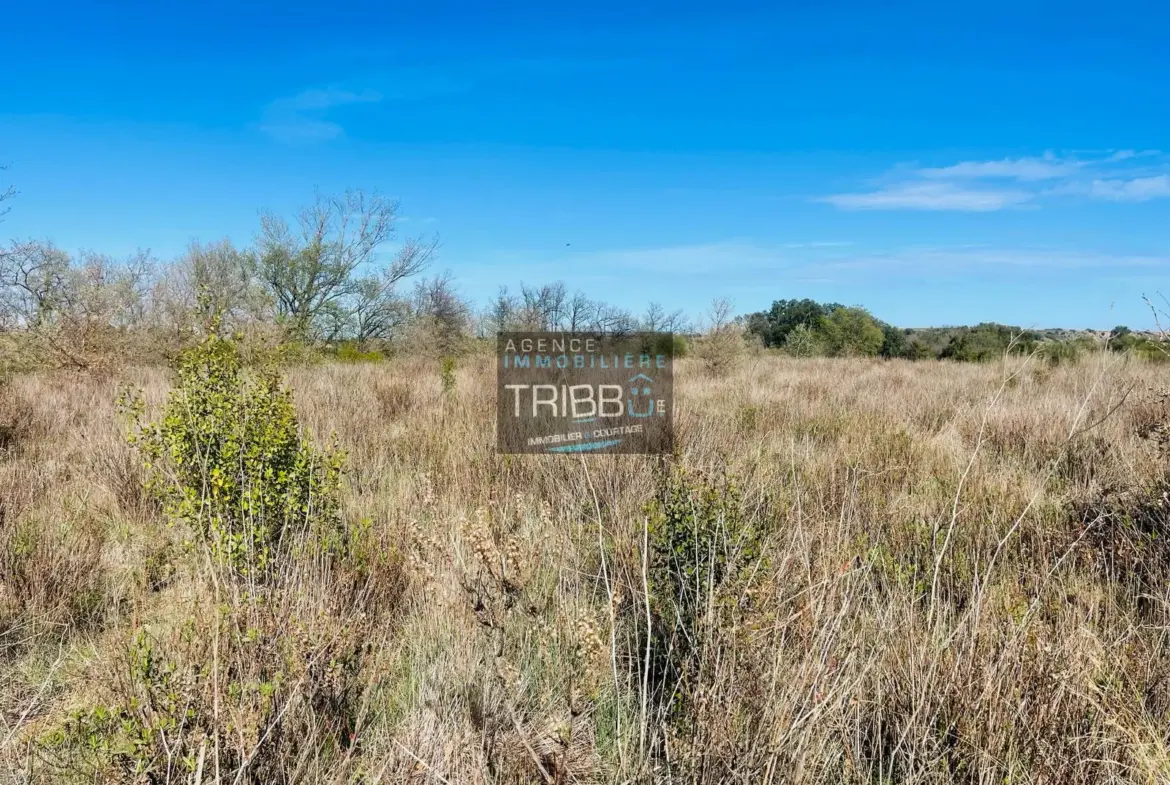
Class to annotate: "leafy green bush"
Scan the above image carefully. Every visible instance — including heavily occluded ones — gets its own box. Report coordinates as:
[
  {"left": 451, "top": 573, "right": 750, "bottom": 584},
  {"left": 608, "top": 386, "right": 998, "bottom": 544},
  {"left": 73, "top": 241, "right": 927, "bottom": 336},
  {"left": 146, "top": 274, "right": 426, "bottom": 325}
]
[
  {"left": 43, "top": 324, "right": 392, "bottom": 783},
  {"left": 120, "top": 321, "right": 345, "bottom": 579},
  {"left": 939, "top": 323, "right": 1040, "bottom": 362},
  {"left": 906, "top": 340, "right": 936, "bottom": 360},
  {"left": 880, "top": 323, "right": 910, "bottom": 358},
  {"left": 819, "top": 306, "right": 885, "bottom": 357},
  {"left": 746, "top": 298, "right": 841, "bottom": 348},
  {"left": 335, "top": 340, "right": 383, "bottom": 363}
]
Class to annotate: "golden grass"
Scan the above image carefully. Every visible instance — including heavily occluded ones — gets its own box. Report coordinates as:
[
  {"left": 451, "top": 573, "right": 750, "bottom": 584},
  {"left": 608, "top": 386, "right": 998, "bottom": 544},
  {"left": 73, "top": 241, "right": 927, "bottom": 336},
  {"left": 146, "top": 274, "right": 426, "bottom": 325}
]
[{"left": 1, "top": 351, "right": 1169, "bottom": 783}]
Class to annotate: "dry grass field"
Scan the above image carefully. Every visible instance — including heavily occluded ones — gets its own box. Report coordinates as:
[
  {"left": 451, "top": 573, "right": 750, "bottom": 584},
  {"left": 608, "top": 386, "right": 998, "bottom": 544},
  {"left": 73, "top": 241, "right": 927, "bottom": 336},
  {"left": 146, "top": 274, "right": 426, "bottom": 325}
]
[{"left": 2, "top": 350, "right": 1169, "bottom": 783}]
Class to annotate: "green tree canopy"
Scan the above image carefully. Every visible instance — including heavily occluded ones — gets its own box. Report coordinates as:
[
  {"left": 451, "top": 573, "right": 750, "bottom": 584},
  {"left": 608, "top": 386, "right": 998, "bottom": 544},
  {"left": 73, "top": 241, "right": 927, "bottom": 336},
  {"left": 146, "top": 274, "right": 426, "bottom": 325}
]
[
  {"left": 746, "top": 298, "right": 842, "bottom": 348},
  {"left": 819, "top": 306, "right": 885, "bottom": 357}
]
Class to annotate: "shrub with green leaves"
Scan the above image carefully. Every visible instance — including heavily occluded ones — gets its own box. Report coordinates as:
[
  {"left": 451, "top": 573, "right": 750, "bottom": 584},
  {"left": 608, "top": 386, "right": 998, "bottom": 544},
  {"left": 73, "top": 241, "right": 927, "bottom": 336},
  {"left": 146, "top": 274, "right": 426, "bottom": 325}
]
[
  {"left": 336, "top": 340, "right": 383, "bottom": 363},
  {"left": 120, "top": 321, "right": 345, "bottom": 578},
  {"left": 644, "top": 467, "right": 764, "bottom": 728},
  {"left": 440, "top": 355, "right": 456, "bottom": 394}
]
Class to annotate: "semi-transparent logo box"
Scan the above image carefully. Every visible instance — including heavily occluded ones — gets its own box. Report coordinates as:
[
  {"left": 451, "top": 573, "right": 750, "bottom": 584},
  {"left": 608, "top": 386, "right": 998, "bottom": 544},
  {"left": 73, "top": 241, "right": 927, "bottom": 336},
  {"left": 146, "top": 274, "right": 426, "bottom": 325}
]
[{"left": 496, "top": 332, "right": 674, "bottom": 454}]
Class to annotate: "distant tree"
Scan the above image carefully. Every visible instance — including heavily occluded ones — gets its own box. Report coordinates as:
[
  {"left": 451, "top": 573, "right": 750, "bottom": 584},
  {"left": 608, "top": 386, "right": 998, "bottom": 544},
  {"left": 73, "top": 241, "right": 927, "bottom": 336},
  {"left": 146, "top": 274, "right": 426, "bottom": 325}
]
[
  {"left": 519, "top": 281, "right": 568, "bottom": 330},
  {"left": 0, "top": 162, "right": 15, "bottom": 223},
  {"left": 940, "top": 323, "right": 1039, "bottom": 362},
  {"left": 746, "top": 298, "right": 842, "bottom": 347},
  {"left": 820, "top": 306, "right": 884, "bottom": 357},
  {"left": 693, "top": 297, "right": 744, "bottom": 372},
  {"left": 0, "top": 241, "right": 153, "bottom": 368},
  {"left": 480, "top": 286, "right": 519, "bottom": 336},
  {"left": 879, "top": 322, "right": 909, "bottom": 358},
  {"left": 256, "top": 189, "right": 428, "bottom": 340},
  {"left": 588, "top": 301, "right": 636, "bottom": 336},
  {"left": 783, "top": 322, "right": 821, "bottom": 357},
  {"left": 907, "top": 340, "right": 936, "bottom": 361},
  {"left": 641, "top": 301, "right": 688, "bottom": 333},
  {"left": 565, "top": 290, "right": 594, "bottom": 332},
  {"left": 0, "top": 239, "right": 70, "bottom": 329},
  {"left": 480, "top": 283, "right": 644, "bottom": 336},
  {"left": 410, "top": 271, "right": 471, "bottom": 354},
  {"left": 152, "top": 240, "right": 261, "bottom": 333}
]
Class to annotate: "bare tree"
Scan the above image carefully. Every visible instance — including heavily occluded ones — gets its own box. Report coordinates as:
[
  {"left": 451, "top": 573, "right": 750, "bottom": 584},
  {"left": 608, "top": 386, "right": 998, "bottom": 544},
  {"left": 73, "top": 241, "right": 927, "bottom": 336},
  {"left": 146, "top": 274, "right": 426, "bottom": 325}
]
[
  {"left": 642, "top": 301, "right": 688, "bottom": 333},
  {"left": 342, "top": 274, "right": 408, "bottom": 342},
  {"left": 0, "top": 239, "right": 70, "bottom": 329},
  {"left": 519, "top": 281, "right": 568, "bottom": 330},
  {"left": 707, "top": 297, "right": 735, "bottom": 332},
  {"left": 0, "top": 241, "right": 154, "bottom": 368},
  {"left": 589, "top": 301, "right": 636, "bottom": 335},
  {"left": 345, "top": 235, "right": 437, "bottom": 342},
  {"left": 694, "top": 297, "right": 744, "bottom": 373},
  {"left": 481, "top": 286, "right": 520, "bottom": 336},
  {"left": 161, "top": 240, "right": 258, "bottom": 320},
  {"left": 256, "top": 189, "right": 420, "bottom": 339},
  {"left": 0, "top": 162, "right": 15, "bottom": 223},
  {"left": 411, "top": 271, "right": 471, "bottom": 353},
  {"left": 566, "top": 290, "right": 594, "bottom": 331}
]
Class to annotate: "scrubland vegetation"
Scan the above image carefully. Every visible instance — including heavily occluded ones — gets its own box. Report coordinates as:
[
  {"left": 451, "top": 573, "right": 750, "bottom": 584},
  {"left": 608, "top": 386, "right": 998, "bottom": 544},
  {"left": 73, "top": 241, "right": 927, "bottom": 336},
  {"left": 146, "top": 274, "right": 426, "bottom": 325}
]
[
  {"left": 4, "top": 188, "right": 1170, "bottom": 782},
  {"left": 2, "top": 330, "right": 1170, "bottom": 782}
]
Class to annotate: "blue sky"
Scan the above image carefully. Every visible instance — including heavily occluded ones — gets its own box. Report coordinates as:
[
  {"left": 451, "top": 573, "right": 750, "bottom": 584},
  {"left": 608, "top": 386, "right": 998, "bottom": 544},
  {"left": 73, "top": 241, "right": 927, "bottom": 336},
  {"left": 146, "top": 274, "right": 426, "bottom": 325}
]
[{"left": 1, "top": 0, "right": 1167, "bottom": 328}]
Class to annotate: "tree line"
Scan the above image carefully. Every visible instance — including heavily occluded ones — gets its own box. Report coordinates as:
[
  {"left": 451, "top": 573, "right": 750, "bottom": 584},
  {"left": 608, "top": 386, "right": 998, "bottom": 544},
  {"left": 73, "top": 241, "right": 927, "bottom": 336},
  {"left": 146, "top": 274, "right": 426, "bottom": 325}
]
[
  {"left": 0, "top": 188, "right": 704, "bottom": 371},
  {"left": 2, "top": 178, "right": 1163, "bottom": 371},
  {"left": 743, "top": 298, "right": 1168, "bottom": 362}
]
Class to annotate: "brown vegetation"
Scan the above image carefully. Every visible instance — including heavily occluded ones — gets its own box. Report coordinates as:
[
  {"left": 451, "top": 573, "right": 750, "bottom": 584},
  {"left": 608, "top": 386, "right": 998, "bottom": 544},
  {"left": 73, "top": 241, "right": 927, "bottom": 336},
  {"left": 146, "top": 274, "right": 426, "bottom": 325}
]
[{"left": 2, "top": 349, "right": 1169, "bottom": 783}]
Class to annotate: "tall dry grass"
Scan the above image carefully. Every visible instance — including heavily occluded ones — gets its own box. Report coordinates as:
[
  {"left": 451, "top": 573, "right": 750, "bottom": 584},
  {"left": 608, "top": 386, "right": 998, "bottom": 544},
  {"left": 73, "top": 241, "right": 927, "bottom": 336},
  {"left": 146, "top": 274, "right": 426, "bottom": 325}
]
[{"left": 1, "top": 350, "right": 1168, "bottom": 783}]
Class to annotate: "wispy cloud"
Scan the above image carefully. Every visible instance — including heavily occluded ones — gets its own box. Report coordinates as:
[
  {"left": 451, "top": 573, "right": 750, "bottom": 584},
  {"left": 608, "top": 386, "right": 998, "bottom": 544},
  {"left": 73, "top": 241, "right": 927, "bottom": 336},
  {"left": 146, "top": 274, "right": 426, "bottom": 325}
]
[
  {"left": 258, "top": 87, "right": 382, "bottom": 143},
  {"left": 820, "top": 183, "right": 1033, "bottom": 212},
  {"left": 1084, "top": 174, "right": 1170, "bottom": 202},
  {"left": 467, "top": 240, "right": 1166, "bottom": 288},
  {"left": 823, "top": 150, "right": 1169, "bottom": 211},
  {"left": 917, "top": 154, "right": 1079, "bottom": 182}
]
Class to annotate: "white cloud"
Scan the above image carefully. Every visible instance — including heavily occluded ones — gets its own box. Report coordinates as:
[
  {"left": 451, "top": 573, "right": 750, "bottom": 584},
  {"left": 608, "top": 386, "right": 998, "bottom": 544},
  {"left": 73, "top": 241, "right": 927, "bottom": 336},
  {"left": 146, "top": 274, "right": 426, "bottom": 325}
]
[
  {"left": 1086, "top": 175, "right": 1170, "bottom": 202},
  {"left": 256, "top": 119, "right": 345, "bottom": 143},
  {"left": 823, "top": 150, "right": 1170, "bottom": 211},
  {"left": 839, "top": 247, "right": 1169, "bottom": 272},
  {"left": 258, "top": 87, "right": 382, "bottom": 143},
  {"left": 268, "top": 87, "right": 382, "bottom": 113},
  {"left": 820, "top": 182, "right": 1034, "bottom": 212},
  {"left": 917, "top": 154, "right": 1077, "bottom": 181}
]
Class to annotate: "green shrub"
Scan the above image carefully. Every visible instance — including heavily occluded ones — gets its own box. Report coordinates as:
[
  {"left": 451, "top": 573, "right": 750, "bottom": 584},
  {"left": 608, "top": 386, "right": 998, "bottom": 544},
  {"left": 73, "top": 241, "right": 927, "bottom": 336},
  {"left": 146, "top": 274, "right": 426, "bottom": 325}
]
[
  {"left": 439, "top": 355, "right": 457, "bottom": 394},
  {"left": 907, "top": 340, "right": 936, "bottom": 360},
  {"left": 40, "top": 599, "right": 374, "bottom": 783},
  {"left": 746, "top": 298, "right": 841, "bottom": 348},
  {"left": 879, "top": 323, "right": 910, "bottom": 358},
  {"left": 819, "top": 306, "right": 885, "bottom": 357},
  {"left": 644, "top": 467, "right": 763, "bottom": 728},
  {"left": 119, "top": 320, "right": 345, "bottom": 579},
  {"left": 939, "top": 323, "right": 1040, "bottom": 362},
  {"left": 336, "top": 341, "right": 383, "bottom": 363},
  {"left": 1038, "top": 340, "right": 1082, "bottom": 366}
]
